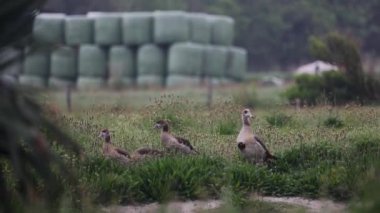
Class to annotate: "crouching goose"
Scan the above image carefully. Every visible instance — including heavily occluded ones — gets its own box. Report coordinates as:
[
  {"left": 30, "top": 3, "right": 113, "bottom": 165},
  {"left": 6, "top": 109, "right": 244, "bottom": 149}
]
[
  {"left": 154, "top": 120, "right": 198, "bottom": 154},
  {"left": 236, "top": 109, "right": 277, "bottom": 164},
  {"left": 99, "top": 129, "right": 163, "bottom": 164},
  {"left": 130, "top": 147, "right": 164, "bottom": 160},
  {"left": 99, "top": 129, "right": 130, "bottom": 164}
]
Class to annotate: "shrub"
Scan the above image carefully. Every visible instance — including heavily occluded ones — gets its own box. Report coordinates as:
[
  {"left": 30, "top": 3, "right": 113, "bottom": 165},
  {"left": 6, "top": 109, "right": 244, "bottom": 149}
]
[{"left": 284, "top": 71, "right": 354, "bottom": 105}]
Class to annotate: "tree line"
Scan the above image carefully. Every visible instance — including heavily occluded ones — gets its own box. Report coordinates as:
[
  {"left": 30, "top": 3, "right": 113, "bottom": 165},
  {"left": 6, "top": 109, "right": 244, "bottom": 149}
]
[{"left": 43, "top": 0, "right": 380, "bottom": 71}]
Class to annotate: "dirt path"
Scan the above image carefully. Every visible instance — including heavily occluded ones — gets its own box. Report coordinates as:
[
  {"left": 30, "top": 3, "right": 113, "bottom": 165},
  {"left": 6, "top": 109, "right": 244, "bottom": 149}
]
[
  {"left": 104, "top": 196, "right": 346, "bottom": 213},
  {"left": 260, "top": 196, "right": 346, "bottom": 213}
]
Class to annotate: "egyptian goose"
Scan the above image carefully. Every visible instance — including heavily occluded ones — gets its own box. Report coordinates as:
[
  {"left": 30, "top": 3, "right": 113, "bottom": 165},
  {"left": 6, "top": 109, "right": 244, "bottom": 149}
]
[
  {"left": 154, "top": 120, "right": 198, "bottom": 154},
  {"left": 130, "top": 147, "right": 164, "bottom": 160},
  {"left": 236, "top": 109, "right": 276, "bottom": 164},
  {"left": 99, "top": 129, "right": 130, "bottom": 164},
  {"left": 99, "top": 129, "right": 164, "bottom": 163}
]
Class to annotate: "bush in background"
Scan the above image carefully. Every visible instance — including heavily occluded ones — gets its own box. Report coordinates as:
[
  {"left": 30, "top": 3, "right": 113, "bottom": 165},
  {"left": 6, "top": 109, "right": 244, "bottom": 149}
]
[{"left": 284, "top": 71, "right": 353, "bottom": 105}]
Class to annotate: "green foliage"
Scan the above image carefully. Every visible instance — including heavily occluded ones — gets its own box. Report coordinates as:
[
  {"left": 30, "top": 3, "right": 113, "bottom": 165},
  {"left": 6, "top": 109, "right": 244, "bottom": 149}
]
[
  {"left": 265, "top": 113, "right": 292, "bottom": 127},
  {"left": 323, "top": 116, "right": 344, "bottom": 128},
  {"left": 309, "top": 33, "right": 379, "bottom": 101},
  {"left": 284, "top": 71, "right": 356, "bottom": 105},
  {"left": 217, "top": 120, "right": 238, "bottom": 135},
  {"left": 77, "top": 139, "right": 380, "bottom": 204}
]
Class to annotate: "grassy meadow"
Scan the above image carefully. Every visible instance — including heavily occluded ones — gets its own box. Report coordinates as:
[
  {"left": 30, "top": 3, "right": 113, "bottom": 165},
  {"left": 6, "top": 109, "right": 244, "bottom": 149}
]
[{"left": 40, "top": 82, "right": 380, "bottom": 210}]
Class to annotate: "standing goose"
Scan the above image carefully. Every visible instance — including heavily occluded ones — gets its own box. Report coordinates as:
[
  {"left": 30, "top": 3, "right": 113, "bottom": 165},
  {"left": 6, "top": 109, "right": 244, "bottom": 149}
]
[
  {"left": 154, "top": 120, "right": 198, "bottom": 154},
  {"left": 236, "top": 109, "right": 277, "bottom": 164},
  {"left": 99, "top": 129, "right": 163, "bottom": 163}
]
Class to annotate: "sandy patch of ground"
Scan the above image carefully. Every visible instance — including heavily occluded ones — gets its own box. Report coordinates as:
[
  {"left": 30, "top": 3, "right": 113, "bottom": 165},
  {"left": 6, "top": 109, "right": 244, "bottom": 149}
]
[
  {"left": 260, "top": 196, "right": 346, "bottom": 213},
  {"left": 105, "top": 196, "right": 346, "bottom": 213}
]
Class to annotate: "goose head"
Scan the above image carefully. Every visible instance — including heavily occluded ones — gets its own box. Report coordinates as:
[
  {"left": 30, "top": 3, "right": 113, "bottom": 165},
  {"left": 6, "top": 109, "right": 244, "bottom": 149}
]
[
  {"left": 154, "top": 120, "right": 169, "bottom": 132},
  {"left": 99, "top": 129, "right": 111, "bottom": 143},
  {"left": 241, "top": 108, "right": 254, "bottom": 126}
]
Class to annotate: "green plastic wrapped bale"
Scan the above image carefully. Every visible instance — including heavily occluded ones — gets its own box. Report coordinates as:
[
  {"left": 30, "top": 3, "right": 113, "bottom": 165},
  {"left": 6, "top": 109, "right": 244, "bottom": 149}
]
[
  {"left": 109, "top": 46, "right": 135, "bottom": 88},
  {"left": 48, "top": 77, "right": 75, "bottom": 89},
  {"left": 77, "top": 77, "right": 106, "bottom": 90},
  {"left": 92, "top": 14, "right": 121, "bottom": 45},
  {"left": 19, "top": 75, "right": 46, "bottom": 88},
  {"left": 137, "top": 44, "right": 165, "bottom": 76},
  {"left": 136, "top": 75, "right": 163, "bottom": 88},
  {"left": 122, "top": 12, "right": 153, "bottom": 45},
  {"left": 204, "top": 45, "right": 228, "bottom": 78},
  {"left": 50, "top": 46, "right": 77, "bottom": 80},
  {"left": 0, "top": 47, "right": 22, "bottom": 78},
  {"left": 226, "top": 47, "right": 247, "bottom": 81},
  {"left": 210, "top": 15, "right": 234, "bottom": 46},
  {"left": 153, "top": 11, "right": 189, "bottom": 44},
  {"left": 188, "top": 13, "right": 211, "bottom": 44},
  {"left": 65, "top": 15, "right": 93, "bottom": 45},
  {"left": 168, "top": 42, "right": 204, "bottom": 76},
  {"left": 78, "top": 45, "right": 107, "bottom": 78},
  {"left": 33, "top": 13, "right": 65, "bottom": 44},
  {"left": 166, "top": 75, "right": 200, "bottom": 88},
  {"left": 23, "top": 48, "right": 50, "bottom": 78}
]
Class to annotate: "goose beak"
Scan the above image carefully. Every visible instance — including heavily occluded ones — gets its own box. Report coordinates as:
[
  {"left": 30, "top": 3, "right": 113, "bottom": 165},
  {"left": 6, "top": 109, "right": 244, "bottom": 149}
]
[{"left": 154, "top": 124, "right": 161, "bottom": 129}]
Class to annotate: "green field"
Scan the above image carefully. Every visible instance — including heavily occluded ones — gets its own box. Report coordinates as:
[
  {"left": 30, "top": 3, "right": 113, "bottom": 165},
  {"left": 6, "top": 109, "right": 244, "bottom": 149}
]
[{"left": 41, "top": 83, "right": 380, "bottom": 211}]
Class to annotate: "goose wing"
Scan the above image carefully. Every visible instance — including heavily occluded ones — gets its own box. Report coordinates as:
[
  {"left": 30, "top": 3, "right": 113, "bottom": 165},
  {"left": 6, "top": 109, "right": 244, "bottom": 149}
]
[
  {"left": 115, "top": 148, "right": 130, "bottom": 158},
  {"left": 175, "top": 136, "right": 196, "bottom": 151},
  {"left": 254, "top": 135, "right": 276, "bottom": 160},
  {"left": 135, "top": 148, "right": 163, "bottom": 156}
]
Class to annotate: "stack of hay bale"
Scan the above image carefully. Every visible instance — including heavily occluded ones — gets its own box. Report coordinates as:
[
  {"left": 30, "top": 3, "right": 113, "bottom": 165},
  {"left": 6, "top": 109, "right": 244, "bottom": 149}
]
[{"left": 16, "top": 11, "right": 247, "bottom": 89}]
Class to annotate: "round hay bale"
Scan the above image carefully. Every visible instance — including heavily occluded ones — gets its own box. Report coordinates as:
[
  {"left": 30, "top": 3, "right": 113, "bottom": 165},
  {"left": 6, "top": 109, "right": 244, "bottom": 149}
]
[
  {"left": 122, "top": 12, "right": 153, "bottom": 45},
  {"left": 188, "top": 13, "right": 211, "bottom": 44},
  {"left": 209, "top": 15, "right": 234, "bottom": 46},
  {"left": 153, "top": 11, "right": 189, "bottom": 44},
  {"left": 48, "top": 77, "right": 75, "bottom": 89},
  {"left": 204, "top": 45, "right": 228, "bottom": 78},
  {"left": 136, "top": 75, "right": 163, "bottom": 88},
  {"left": 166, "top": 75, "right": 200, "bottom": 88},
  {"left": 19, "top": 75, "right": 46, "bottom": 88},
  {"left": 168, "top": 42, "right": 204, "bottom": 76},
  {"left": 65, "top": 15, "right": 93, "bottom": 45},
  {"left": 50, "top": 46, "right": 77, "bottom": 80},
  {"left": 137, "top": 44, "right": 165, "bottom": 76},
  {"left": 78, "top": 45, "right": 107, "bottom": 78},
  {"left": 33, "top": 13, "right": 65, "bottom": 44},
  {"left": 23, "top": 48, "right": 50, "bottom": 78},
  {"left": 109, "top": 46, "right": 135, "bottom": 88},
  {"left": 92, "top": 14, "right": 121, "bottom": 45},
  {"left": 77, "top": 77, "right": 106, "bottom": 90},
  {"left": 226, "top": 47, "right": 247, "bottom": 81}
]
